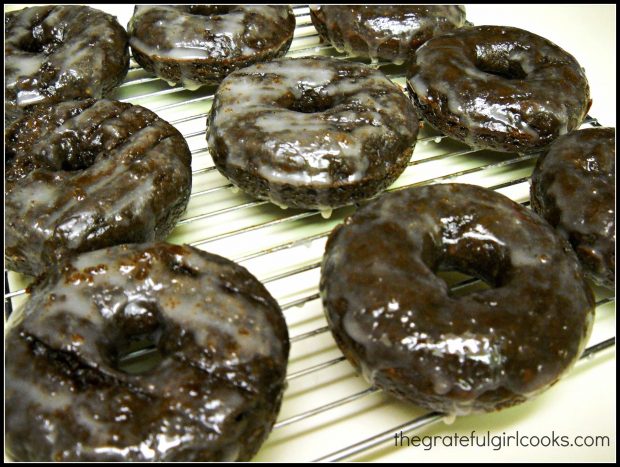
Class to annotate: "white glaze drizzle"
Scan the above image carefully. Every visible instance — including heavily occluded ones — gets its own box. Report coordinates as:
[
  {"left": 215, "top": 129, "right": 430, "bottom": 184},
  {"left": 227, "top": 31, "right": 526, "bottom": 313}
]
[
  {"left": 5, "top": 99, "right": 191, "bottom": 276},
  {"left": 311, "top": 5, "right": 467, "bottom": 63},
  {"left": 24, "top": 244, "right": 283, "bottom": 368},
  {"left": 208, "top": 57, "right": 417, "bottom": 195},
  {"left": 5, "top": 5, "right": 128, "bottom": 109},
  {"left": 322, "top": 183, "right": 594, "bottom": 414},
  {"left": 407, "top": 26, "right": 590, "bottom": 150},
  {"left": 129, "top": 6, "right": 289, "bottom": 60}
]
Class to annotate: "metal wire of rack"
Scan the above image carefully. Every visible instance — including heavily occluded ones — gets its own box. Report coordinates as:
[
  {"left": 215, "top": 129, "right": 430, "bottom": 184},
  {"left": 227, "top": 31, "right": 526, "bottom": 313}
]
[{"left": 4, "top": 5, "right": 616, "bottom": 462}]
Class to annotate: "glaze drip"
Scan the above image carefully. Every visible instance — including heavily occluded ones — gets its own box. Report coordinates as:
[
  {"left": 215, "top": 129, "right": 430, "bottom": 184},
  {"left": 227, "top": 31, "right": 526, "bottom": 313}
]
[{"left": 310, "top": 5, "right": 467, "bottom": 64}]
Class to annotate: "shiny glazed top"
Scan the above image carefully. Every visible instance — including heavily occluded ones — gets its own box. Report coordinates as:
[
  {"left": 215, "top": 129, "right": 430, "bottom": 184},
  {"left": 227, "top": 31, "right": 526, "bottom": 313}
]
[
  {"left": 5, "top": 242, "right": 289, "bottom": 461},
  {"left": 5, "top": 99, "right": 192, "bottom": 277},
  {"left": 531, "top": 127, "right": 615, "bottom": 288},
  {"left": 127, "top": 5, "right": 295, "bottom": 87},
  {"left": 321, "top": 183, "right": 594, "bottom": 414},
  {"left": 310, "top": 5, "right": 467, "bottom": 64},
  {"left": 407, "top": 26, "right": 591, "bottom": 153},
  {"left": 5, "top": 5, "right": 129, "bottom": 123},
  {"left": 207, "top": 56, "right": 419, "bottom": 209}
]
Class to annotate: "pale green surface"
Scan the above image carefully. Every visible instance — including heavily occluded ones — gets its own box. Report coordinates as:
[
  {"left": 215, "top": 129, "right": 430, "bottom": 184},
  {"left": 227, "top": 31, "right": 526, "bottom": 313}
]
[{"left": 5, "top": 4, "right": 616, "bottom": 462}]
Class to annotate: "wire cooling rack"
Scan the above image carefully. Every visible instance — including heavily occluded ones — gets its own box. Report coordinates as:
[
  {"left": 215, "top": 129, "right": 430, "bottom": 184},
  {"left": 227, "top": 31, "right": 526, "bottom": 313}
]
[{"left": 4, "top": 5, "right": 616, "bottom": 462}]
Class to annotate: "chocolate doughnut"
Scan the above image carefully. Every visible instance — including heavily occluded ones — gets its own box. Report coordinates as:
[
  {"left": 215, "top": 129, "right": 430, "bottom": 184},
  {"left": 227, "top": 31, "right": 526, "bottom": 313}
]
[
  {"left": 5, "top": 242, "right": 289, "bottom": 461},
  {"left": 407, "top": 26, "right": 591, "bottom": 153},
  {"left": 127, "top": 5, "right": 296, "bottom": 89},
  {"left": 5, "top": 5, "right": 129, "bottom": 124},
  {"left": 310, "top": 5, "right": 467, "bottom": 65},
  {"left": 321, "top": 183, "right": 594, "bottom": 414},
  {"left": 5, "top": 99, "right": 192, "bottom": 277},
  {"left": 531, "top": 128, "right": 615, "bottom": 288},
  {"left": 207, "top": 56, "right": 419, "bottom": 210}
]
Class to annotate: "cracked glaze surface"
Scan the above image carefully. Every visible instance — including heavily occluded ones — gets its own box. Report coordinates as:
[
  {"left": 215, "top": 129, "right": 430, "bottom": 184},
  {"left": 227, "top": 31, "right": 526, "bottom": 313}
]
[
  {"left": 5, "top": 99, "right": 192, "bottom": 277},
  {"left": 5, "top": 5, "right": 129, "bottom": 124},
  {"left": 321, "top": 183, "right": 594, "bottom": 415},
  {"left": 531, "top": 128, "right": 615, "bottom": 288},
  {"left": 127, "top": 5, "right": 295, "bottom": 87},
  {"left": 5, "top": 242, "right": 289, "bottom": 461},
  {"left": 310, "top": 5, "right": 467, "bottom": 65},
  {"left": 407, "top": 26, "right": 591, "bottom": 153},
  {"left": 207, "top": 56, "right": 419, "bottom": 210}
]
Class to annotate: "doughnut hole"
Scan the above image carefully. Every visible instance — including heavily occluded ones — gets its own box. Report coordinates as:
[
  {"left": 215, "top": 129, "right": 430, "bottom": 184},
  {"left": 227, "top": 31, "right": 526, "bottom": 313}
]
[
  {"left": 169, "top": 260, "right": 200, "bottom": 277},
  {"left": 56, "top": 134, "right": 100, "bottom": 171},
  {"left": 436, "top": 270, "right": 493, "bottom": 298},
  {"left": 6, "top": 107, "right": 103, "bottom": 175},
  {"left": 185, "top": 5, "right": 237, "bottom": 17},
  {"left": 18, "top": 37, "right": 50, "bottom": 55},
  {"left": 474, "top": 45, "right": 529, "bottom": 80},
  {"left": 33, "top": 133, "right": 100, "bottom": 172},
  {"left": 430, "top": 223, "right": 512, "bottom": 298},
  {"left": 5, "top": 134, "right": 99, "bottom": 180},
  {"left": 106, "top": 300, "right": 167, "bottom": 375},
  {"left": 277, "top": 89, "right": 335, "bottom": 114},
  {"left": 16, "top": 24, "right": 63, "bottom": 56}
]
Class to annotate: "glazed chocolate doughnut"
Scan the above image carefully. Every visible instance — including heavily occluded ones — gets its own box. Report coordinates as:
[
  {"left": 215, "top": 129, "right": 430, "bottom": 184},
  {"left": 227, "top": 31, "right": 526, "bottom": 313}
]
[
  {"left": 5, "top": 99, "right": 192, "bottom": 277},
  {"left": 5, "top": 5, "right": 129, "bottom": 124},
  {"left": 407, "top": 26, "right": 591, "bottom": 153},
  {"left": 310, "top": 5, "right": 467, "bottom": 65},
  {"left": 127, "top": 5, "right": 296, "bottom": 88},
  {"left": 321, "top": 183, "right": 594, "bottom": 414},
  {"left": 5, "top": 242, "right": 289, "bottom": 461},
  {"left": 207, "top": 56, "right": 419, "bottom": 210},
  {"left": 531, "top": 128, "right": 615, "bottom": 288}
]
